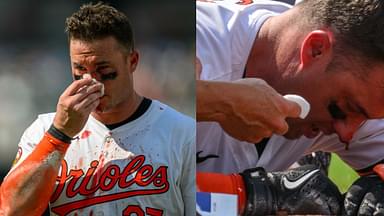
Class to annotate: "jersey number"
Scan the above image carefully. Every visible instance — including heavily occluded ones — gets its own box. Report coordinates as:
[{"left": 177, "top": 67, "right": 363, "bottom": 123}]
[{"left": 123, "top": 205, "right": 164, "bottom": 216}]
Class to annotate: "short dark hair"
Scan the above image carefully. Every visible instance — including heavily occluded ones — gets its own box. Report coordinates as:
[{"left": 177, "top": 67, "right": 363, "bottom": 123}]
[
  {"left": 298, "top": 0, "right": 384, "bottom": 62},
  {"left": 65, "top": 2, "right": 134, "bottom": 52}
]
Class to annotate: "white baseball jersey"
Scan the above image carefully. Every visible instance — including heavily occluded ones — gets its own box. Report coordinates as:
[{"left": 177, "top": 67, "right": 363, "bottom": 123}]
[
  {"left": 196, "top": 0, "right": 384, "bottom": 174},
  {"left": 13, "top": 100, "right": 195, "bottom": 216}
]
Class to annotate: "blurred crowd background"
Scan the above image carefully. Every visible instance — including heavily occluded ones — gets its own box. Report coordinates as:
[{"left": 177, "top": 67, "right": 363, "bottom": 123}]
[{"left": 0, "top": 0, "right": 195, "bottom": 180}]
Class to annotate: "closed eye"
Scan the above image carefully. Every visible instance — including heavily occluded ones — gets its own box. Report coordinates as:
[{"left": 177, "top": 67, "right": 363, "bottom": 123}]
[
  {"left": 73, "top": 63, "right": 87, "bottom": 71},
  {"left": 73, "top": 74, "right": 82, "bottom": 80},
  {"left": 100, "top": 72, "right": 117, "bottom": 80},
  {"left": 328, "top": 101, "right": 347, "bottom": 120}
]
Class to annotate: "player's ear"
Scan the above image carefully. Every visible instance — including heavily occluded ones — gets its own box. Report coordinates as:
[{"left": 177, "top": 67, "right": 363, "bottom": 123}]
[
  {"left": 128, "top": 50, "right": 139, "bottom": 72},
  {"left": 299, "top": 30, "right": 333, "bottom": 70}
]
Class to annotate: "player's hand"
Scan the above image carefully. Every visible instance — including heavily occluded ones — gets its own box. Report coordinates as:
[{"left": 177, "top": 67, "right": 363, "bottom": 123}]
[
  {"left": 343, "top": 171, "right": 384, "bottom": 215},
  {"left": 222, "top": 78, "right": 303, "bottom": 142},
  {"left": 197, "top": 78, "right": 302, "bottom": 143},
  {"left": 241, "top": 165, "right": 342, "bottom": 215},
  {"left": 53, "top": 77, "right": 103, "bottom": 137}
]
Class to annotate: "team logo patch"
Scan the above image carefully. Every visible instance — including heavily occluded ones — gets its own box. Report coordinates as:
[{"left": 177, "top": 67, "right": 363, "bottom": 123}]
[{"left": 12, "top": 147, "right": 22, "bottom": 166}]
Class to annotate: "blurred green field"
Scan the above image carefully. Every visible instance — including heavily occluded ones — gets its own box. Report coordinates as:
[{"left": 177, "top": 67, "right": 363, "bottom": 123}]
[{"left": 329, "top": 153, "right": 359, "bottom": 193}]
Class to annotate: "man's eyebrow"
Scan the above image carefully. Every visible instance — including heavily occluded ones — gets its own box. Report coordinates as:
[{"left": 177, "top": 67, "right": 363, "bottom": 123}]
[
  {"left": 73, "top": 61, "right": 110, "bottom": 67},
  {"left": 346, "top": 99, "right": 370, "bottom": 119},
  {"left": 357, "top": 105, "right": 370, "bottom": 118},
  {"left": 73, "top": 62, "right": 83, "bottom": 68},
  {"left": 95, "top": 61, "right": 110, "bottom": 66}
]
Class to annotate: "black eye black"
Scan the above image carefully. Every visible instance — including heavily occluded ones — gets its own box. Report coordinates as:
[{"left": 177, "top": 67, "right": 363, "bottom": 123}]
[
  {"left": 100, "top": 72, "right": 117, "bottom": 81},
  {"left": 73, "top": 75, "right": 82, "bottom": 80},
  {"left": 328, "top": 101, "right": 347, "bottom": 120}
]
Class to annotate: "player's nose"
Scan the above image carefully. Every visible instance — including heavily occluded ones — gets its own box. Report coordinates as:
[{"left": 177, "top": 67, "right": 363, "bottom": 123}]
[{"left": 332, "top": 116, "right": 365, "bottom": 143}]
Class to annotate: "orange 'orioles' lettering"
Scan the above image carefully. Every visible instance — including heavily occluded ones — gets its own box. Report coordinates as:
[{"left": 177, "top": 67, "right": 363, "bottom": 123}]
[{"left": 50, "top": 155, "right": 169, "bottom": 216}]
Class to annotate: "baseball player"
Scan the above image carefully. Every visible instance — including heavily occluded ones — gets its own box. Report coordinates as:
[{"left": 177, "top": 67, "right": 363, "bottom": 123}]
[
  {"left": 197, "top": 0, "right": 384, "bottom": 214},
  {"left": 0, "top": 3, "right": 195, "bottom": 216}
]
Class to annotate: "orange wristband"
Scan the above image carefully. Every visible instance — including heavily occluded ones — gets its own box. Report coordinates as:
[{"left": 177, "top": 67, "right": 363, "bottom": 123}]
[{"left": 44, "top": 132, "right": 70, "bottom": 153}]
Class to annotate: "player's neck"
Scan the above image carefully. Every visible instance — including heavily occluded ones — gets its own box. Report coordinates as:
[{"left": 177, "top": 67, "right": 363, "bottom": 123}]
[
  {"left": 91, "top": 92, "right": 143, "bottom": 125},
  {"left": 244, "top": 9, "right": 299, "bottom": 92},
  {"left": 244, "top": 15, "right": 279, "bottom": 83}
]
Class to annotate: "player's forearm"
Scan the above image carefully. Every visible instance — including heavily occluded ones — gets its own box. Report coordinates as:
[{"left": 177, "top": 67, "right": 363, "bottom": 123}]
[
  {"left": 196, "top": 80, "right": 233, "bottom": 122},
  {"left": 0, "top": 131, "right": 69, "bottom": 216}
]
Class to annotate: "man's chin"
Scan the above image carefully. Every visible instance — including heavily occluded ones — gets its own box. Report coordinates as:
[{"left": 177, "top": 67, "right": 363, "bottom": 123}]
[
  {"left": 94, "top": 103, "right": 110, "bottom": 114},
  {"left": 283, "top": 132, "right": 303, "bottom": 140},
  {"left": 281, "top": 127, "right": 302, "bottom": 139},
  {"left": 94, "top": 107, "right": 105, "bottom": 113},
  {"left": 284, "top": 130, "right": 322, "bottom": 140}
]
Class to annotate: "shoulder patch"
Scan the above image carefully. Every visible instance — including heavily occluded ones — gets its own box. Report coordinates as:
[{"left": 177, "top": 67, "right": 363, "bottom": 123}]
[{"left": 12, "top": 147, "right": 22, "bottom": 166}]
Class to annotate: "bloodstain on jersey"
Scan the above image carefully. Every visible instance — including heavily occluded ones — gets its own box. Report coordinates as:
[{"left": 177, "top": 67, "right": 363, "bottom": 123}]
[
  {"left": 196, "top": 0, "right": 254, "bottom": 5},
  {"left": 78, "top": 158, "right": 84, "bottom": 168},
  {"left": 81, "top": 130, "right": 92, "bottom": 139},
  {"left": 236, "top": 0, "right": 253, "bottom": 5}
]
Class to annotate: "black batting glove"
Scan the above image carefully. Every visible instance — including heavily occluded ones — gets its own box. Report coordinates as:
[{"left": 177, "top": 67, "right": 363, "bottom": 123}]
[
  {"left": 343, "top": 164, "right": 384, "bottom": 216},
  {"left": 241, "top": 165, "right": 342, "bottom": 215}
]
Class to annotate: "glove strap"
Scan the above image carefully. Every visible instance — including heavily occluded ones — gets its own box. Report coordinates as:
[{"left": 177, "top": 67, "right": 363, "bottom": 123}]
[{"left": 240, "top": 167, "right": 277, "bottom": 216}]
